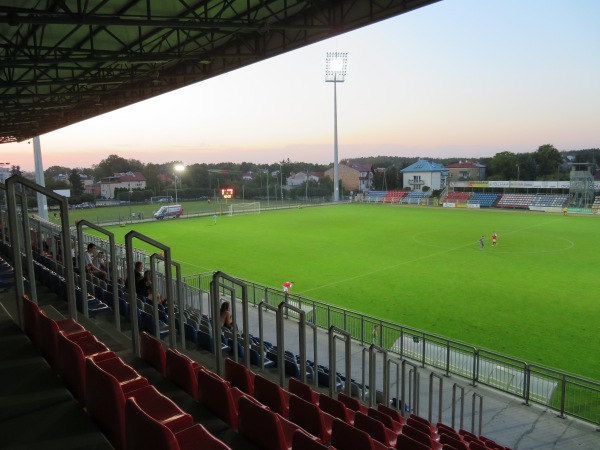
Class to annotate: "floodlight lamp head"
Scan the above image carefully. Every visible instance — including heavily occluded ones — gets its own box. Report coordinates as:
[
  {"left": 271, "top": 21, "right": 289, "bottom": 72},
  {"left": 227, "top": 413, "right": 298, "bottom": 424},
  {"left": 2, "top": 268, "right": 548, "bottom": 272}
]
[
  {"left": 325, "top": 52, "right": 347, "bottom": 82},
  {"left": 175, "top": 164, "right": 185, "bottom": 172}
]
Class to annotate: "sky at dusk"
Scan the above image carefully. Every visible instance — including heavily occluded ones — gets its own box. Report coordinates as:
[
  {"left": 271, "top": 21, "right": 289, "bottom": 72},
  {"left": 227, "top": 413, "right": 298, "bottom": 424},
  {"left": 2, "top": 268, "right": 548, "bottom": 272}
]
[{"left": 4, "top": 0, "right": 600, "bottom": 172}]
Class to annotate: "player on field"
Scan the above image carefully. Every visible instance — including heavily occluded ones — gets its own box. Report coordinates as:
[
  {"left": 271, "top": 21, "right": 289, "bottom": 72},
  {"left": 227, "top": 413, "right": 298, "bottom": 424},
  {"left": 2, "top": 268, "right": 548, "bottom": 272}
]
[
  {"left": 492, "top": 232, "right": 497, "bottom": 246},
  {"left": 479, "top": 235, "right": 485, "bottom": 250}
]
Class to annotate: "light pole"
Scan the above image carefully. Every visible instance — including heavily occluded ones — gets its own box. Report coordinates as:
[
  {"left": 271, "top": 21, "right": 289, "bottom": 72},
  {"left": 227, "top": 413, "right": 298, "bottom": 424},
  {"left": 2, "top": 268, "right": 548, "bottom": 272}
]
[
  {"left": 174, "top": 164, "right": 184, "bottom": 203},
  {"left": 279, "top": 163, "right": 283, "bottom": 205},
  {"left": 128, "top": 183, "right": 133, "bottom": 223},
  {"left": 305, "top": 169, "right": 309, "bottom": 202},
  {"left": 266, "top": 166, "right": 270, "bottom": 207},
  {"left": 516, "top": 163, "right": 520, "bottom": 181},
  {"left": 325, "top": 52, "right": 347, "bottom": 203}
]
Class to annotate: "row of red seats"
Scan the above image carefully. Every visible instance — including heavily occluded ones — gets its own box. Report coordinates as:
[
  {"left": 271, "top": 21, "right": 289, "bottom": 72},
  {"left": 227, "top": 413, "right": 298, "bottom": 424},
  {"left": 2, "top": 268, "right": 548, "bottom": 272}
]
[
  {"left": 443, "top": 192, "right": 473, "bottom": 203},
  {"left": 138, "top": 334, "right": 510, "bottom": 450},
  {"left": 21, "top": 295, "right": 230, "bottom": 450},
  {"left": 226, "top": 357, "right": 510, "bottom": 450},
  {"left": 283, "top": 376, "right": 510, "bottom": 450},
  {"left": 139, "top": 332, "right": 324, "bottom": 450},
  {"left": 383, "top": 192, "right": 408, "bottom": 203}
]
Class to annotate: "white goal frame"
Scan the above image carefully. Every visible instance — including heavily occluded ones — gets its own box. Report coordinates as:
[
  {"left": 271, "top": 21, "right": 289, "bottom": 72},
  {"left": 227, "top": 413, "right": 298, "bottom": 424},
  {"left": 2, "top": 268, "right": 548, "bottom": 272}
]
[
  {"left": 150, "top": 196, "right": 173, "bottom": 204},
  {"left": 229, "top": 202, "right": 261, "bottom": 216}
]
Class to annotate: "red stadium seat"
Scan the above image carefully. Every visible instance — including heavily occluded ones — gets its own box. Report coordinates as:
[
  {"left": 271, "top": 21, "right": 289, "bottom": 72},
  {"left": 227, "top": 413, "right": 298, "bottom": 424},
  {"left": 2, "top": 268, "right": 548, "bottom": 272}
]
[
  {"left": 140, "top": 331, "right": 166, "bottom": 377},
  {"left": 197, "top": 367, "right": 249, "bottom": 429},
  {"left": 292, "top": 430, "right": 332, "bottom": 450},
  {"left": 22, "top": 295, "right": 41, "bottom": 348},
  {"left": 459, "top": 429, "right": 478, "bottom": 442},
  {"left": 330, "top": 418, "right": 391, "bottom": 450},
  {"left": 319, "top": 394, "right": 355, "bottom": 425},
  {"left": 165, "top": 348, "right": 203, "bottom": 399},
  {"left": 439, "top": 433, "right": 468, "bottom": 450},
  {"left": 338, "top": 391, "right": 368, "bottom": 414},
  {"left": 401, "top": 424, "right": 442, "bottom": 450},
  {"left": 56, "top": 330, "right": 114, "bottom": 404},
  {"left": 254, "top": 373, "right": 291, "bottom": 418},
  {"left": 126, "top": 384, "right": 194, "bottom": 432},
  {"left": 126, "top": 396, "right": 230, "bottom": 450},
  {"left": 436, "top": 423, "right": 460, "bottom": 440},
  {"left": 478, "top": 436, "right": 506, "bottom": 450},
  {"left": 288, "top": 394, "right": 334, "bottom": 444},
  {"left": 367, "top": 407, "right": 402, "bottom": 434},
  {"left": 354, "top": 411, "right": 397, "bottom": 447},
  {"left": 377, "top": 403, "right": 406, "bottom": 426},
  {"left": 407, "top": 417, "right": 438, "bottom": 438},
  {"left": 224, "top": 357, "right": 256, "bottom": 396},
  {"left": 85, "top": 357, "right": 152, "bottom": 450},
  {"left": 37, "top": 308, "right": 85, "bottom": 369},
  {"left": 467, "top": 441, "right": 488, "bottom": 450},
  {"left": 289, "top": 377, "right": 320, "bottom": 406},
  {"left": 238, "top": 395, "right": 307, "bottom": 450},
  {"left": 410, "top": 414, "right": 437, "bottom": 434},
  {"left": 395, "top": 433, "right": 431, "bottom": 450}
]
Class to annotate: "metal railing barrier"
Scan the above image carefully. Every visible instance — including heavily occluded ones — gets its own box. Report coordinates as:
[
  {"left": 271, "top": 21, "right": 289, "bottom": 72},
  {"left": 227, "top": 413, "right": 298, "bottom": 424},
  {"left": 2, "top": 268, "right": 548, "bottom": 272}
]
[
  {"left": 210, "top": 271, "right": 250, "bottom": 375},
  {"left": 328, "top": 326, "right": 352, "bottom": 397}
]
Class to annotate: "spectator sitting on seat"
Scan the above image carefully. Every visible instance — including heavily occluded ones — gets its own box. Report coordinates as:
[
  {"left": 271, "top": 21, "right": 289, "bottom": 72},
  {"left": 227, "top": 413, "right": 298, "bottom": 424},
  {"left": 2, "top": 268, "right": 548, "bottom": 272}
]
[
  {"left": 95, "top": 251, "right": 109, "bottom": 273},
  {"left": 84, "top": 243, "right": 107, "bottom": 280},
  {"left": 146, "top": 287, "right": 164, "bottom": 305},
  {"left": 136, "top": 269, "right": 153, "bottom": 298},
  {"left": 125, "top": 261, "right": 144, "bottom": 292},
  {"left": 220, "top": 301, "right": 233, "bottom": 330}
]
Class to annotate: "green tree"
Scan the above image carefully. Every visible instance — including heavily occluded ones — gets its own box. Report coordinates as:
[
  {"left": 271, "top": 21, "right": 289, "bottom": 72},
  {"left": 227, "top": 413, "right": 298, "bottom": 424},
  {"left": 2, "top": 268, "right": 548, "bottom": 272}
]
[
  {"left": 92, "top": 154, "right": 143, "bottom": 178},
  {"left": 489, "top": 151, "right": 519, "bottom": 180},
  {"left": 141, "top": 163, "right": 163, "bottom": 196},
  {"left": 45, "top": 165, "right": 71, "bottom": 179},
  {"left": 533, "top": 144, "right": 563, "bottom": 178},
  {"left": 68, "top": 169, "right": 84, "bottom": 196}
]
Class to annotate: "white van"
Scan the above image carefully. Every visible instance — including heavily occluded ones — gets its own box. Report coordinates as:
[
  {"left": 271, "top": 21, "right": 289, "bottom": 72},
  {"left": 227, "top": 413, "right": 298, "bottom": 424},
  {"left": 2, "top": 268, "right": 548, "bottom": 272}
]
[{"left": 153, "top": 205, "right": 183, "bottom": 220}]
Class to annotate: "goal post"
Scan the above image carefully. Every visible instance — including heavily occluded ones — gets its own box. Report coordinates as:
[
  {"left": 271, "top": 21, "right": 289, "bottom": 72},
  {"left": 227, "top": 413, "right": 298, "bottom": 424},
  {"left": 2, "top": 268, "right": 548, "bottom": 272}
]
[
  {"left": 229, "top": 202, "right": 261, "bottom": 216},
  {"left": 150, "top": 196, "right": 173, "bottom": 204}
]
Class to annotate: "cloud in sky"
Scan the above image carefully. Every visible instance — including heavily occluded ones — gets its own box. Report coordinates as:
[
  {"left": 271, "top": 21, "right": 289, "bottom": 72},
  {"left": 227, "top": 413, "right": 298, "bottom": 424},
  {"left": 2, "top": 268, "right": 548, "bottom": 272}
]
[{"left": 4, "top": 0, "right": 600, "bottom": 171}]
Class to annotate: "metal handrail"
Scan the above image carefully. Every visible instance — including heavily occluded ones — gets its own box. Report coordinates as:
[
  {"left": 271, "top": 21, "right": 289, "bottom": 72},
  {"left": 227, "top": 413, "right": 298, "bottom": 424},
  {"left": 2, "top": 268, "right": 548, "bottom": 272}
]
[
  {"left": 328, "top": 326, "right": 351, "bottom": 397},
  {"left": 429, "top": 372, "right": 444, "bottom": 425},
  {"left": 210, "top": 271, "right": 249, "bottom": 375},
  {"left": 402, "top": 359, "right": 419, "bottom": 417}
]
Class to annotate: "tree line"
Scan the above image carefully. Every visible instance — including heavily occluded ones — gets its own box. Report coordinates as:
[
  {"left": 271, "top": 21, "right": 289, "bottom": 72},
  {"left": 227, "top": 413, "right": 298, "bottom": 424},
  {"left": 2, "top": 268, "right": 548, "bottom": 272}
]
[{"left": 41, "top": 145, "right": 599, "bottom": 205}]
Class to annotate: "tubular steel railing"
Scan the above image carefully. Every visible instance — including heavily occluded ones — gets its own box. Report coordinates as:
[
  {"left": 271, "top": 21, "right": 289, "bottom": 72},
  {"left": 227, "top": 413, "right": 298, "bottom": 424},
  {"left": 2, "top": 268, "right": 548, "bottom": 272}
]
[{"left": 4, "top": 185, "right": 600, "bottom": 426}]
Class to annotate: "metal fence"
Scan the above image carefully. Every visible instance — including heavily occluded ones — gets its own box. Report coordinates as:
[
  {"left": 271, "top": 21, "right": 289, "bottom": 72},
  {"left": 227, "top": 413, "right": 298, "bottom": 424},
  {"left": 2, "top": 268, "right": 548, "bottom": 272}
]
[
  {"left": 17, "top": 207, "right": 600, "bottom": 427},
  {"left": 206, "top": 273, "right": 600, "bottom": 426}
]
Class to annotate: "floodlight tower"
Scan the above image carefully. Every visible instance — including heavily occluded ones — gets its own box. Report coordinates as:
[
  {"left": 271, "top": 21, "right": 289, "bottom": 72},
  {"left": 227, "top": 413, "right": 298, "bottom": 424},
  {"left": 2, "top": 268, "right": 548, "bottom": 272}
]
[
  {"left": 325, "top": 52, "right": 347, "bottom": 202},
  {"left": 174, "top": 164, "right": 185, "bottom": 203}
]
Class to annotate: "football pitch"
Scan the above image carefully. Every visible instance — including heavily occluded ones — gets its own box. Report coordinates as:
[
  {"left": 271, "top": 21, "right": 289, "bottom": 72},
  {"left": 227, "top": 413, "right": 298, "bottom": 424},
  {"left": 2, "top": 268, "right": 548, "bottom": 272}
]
[{"left": 99, "top": 204, "right": 600, "bottom": 380}]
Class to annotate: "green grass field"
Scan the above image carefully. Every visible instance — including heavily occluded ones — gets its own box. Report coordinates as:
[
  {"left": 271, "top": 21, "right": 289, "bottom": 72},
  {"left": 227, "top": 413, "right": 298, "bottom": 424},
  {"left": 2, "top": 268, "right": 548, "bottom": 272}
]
[{"left": 92, "top": 204, "right": 599, "bottom": 380}]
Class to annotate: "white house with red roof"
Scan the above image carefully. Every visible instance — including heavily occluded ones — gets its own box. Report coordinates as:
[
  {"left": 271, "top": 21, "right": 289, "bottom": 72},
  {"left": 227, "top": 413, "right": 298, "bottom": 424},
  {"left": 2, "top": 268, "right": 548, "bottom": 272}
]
[{"left": 445, "top": 161, "right": 486, "bottom": 181}]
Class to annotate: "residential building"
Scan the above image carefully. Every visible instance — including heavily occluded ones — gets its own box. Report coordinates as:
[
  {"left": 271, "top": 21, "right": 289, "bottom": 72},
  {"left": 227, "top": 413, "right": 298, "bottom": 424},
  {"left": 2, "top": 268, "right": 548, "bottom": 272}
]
[
  {"left": 445, "top": 161, "right": 486, "bottom": 181},
  {"left": 99, "top": 171, "right": 147, "bottom": 199},
  {"left": 400, "top": 160, "right": 447, "bottom": 191},
  {"left": 0, "top": 167, "right": 10, "bottom": 184},
  {"left": 286, "top": 171, "right": 322, "bottom": 187},
  {"left": 324, "top": 161, "right": 373, "bottom": 193}
]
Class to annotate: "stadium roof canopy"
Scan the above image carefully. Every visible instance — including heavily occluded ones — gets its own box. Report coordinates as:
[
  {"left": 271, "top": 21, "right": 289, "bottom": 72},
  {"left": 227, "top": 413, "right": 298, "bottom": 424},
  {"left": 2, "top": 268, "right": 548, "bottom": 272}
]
[{"left": 0, "top": 0, "right": 439, "bottom": 145}]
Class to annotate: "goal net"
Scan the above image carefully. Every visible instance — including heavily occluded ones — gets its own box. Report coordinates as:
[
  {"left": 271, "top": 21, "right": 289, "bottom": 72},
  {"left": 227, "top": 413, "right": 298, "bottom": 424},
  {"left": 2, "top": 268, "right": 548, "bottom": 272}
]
[
  {"left": 229, "top": 202, "right": 261, "bottom": 216},
  {"left": 150, "top": 196, "right": 173, "bottom": 204}
]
